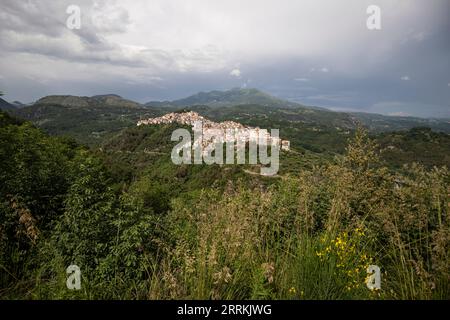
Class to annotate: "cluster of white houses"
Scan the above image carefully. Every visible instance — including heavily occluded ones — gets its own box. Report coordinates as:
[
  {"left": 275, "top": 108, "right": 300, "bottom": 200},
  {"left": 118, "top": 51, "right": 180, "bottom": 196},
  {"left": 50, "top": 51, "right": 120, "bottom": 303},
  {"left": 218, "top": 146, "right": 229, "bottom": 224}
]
[{"left": 137, "top": 111, "right": 291, "bottom": 151}]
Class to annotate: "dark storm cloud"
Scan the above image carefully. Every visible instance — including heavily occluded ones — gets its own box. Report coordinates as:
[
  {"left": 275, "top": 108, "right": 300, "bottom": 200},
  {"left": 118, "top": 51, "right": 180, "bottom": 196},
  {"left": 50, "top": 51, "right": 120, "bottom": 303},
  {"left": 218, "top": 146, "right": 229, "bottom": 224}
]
[{"left": 0, "top": 0, "right": 448, "bottom": 117}]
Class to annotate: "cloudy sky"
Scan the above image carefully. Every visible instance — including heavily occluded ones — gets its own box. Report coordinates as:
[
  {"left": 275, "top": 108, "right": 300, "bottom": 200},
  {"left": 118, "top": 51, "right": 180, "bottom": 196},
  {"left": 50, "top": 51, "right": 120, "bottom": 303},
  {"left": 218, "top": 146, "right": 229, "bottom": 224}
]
[{"left": 0, "top": 0, "right": 449, "bottom": 118}]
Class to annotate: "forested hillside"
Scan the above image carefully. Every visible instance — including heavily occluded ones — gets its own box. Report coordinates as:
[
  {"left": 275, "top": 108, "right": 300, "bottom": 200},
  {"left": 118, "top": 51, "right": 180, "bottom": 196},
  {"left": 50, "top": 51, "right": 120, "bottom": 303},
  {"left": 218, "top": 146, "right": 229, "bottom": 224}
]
[
  {"left": 1, "top": 110, "right": 448, "bottom": 299},
  {"left": 9, "top": 89, "right": 450, "bottom": 149}
]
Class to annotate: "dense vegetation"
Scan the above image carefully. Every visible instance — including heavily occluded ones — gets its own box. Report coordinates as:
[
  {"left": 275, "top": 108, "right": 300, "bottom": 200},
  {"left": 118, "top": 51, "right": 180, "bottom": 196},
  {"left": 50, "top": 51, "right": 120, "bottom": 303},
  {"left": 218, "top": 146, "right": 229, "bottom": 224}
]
[
  {"left": 377, "top": 127, "right": 450, "bottom": 169},
  {"left": 145, "top": 88, "right": 309, "bottom": 109},
  {"left": 10, "top": 89, "right": 450, "bottom": 150},
  {"left": 13, "top": 102, "right": 165, "bottom": 147},
  {"left": 1, "top": 110, "right": 448, "bottom": 300}
]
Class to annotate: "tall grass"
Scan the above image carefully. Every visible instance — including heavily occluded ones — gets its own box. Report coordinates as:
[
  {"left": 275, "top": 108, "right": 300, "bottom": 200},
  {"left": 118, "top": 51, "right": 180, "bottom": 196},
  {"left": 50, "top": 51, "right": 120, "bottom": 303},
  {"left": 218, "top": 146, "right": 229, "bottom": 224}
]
[{"left": 2, "top": 129, "right": 448, "bottom": 300}]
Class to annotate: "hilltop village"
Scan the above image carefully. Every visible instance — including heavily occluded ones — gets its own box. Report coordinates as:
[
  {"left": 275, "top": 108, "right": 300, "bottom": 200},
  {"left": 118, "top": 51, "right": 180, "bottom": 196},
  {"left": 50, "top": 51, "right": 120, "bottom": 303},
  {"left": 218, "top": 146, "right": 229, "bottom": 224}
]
[{"left": 137, "top": 111, "right": 291, "bottom": 151}]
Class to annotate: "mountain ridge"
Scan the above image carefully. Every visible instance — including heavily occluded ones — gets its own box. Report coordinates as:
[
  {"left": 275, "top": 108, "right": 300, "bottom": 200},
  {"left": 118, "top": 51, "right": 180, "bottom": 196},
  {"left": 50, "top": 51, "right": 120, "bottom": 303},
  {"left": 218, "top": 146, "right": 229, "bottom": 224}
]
[
  {"left": 145, "top": 88, "right": 326, "bottom": 110},
  {"left": 6, "top": 89, "right": 450, "bottom": 148},
  {"left": 34, "top": 94, "right": 142, "bottom": 109},
  {"left": 0, "top": 98, "right": 16, "bottom": 112}
]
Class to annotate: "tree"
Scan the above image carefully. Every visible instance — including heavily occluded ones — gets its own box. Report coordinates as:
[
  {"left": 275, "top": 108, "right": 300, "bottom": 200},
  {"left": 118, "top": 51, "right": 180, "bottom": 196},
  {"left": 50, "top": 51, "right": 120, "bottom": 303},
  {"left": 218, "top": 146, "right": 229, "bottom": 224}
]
[
  {"left": 0, "top": 120, "right": 77, "bottom": 288},
  {"left": 51, "top": 151, "right": 117, "bottom": 272}
]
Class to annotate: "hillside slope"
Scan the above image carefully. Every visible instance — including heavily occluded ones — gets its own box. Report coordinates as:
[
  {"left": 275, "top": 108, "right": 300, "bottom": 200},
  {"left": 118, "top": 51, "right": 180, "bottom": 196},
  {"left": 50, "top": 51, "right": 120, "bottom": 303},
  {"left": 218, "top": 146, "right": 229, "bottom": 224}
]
[
  {"left": 145, "top": 88, "right": 316, "bottom": 109},
  {"left": 8, "top": 90, "right": 450, "bottom": 149},
  {"left": 0, "top": 98, "right": 16, "bottom": 112},
  {"left": 145, "top": 88, "right": 450, "bottom": 132},
  {"left": 12, "top": 95, "right": 164, "bottom": 146}
]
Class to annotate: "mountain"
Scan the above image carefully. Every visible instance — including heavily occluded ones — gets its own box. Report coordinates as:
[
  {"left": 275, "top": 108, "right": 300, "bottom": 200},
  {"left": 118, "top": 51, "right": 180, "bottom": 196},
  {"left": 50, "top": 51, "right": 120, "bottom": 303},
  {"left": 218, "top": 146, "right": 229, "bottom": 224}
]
[
  {"left": 11, "top": 101, "right": 28, "bottom": 108},
  {"left": 145, "top": 88, "right": 321, "bottom": 109},
  {"left": 35, "top": 94, "right": 142, "bottom": 109},
  {"left": 0, "top": 98, "right": 16, "bottom": 112},
  {"left": 9, "top": 89, "right": 450, "bottom": 149},
  {"left": 12, "top": 94, "right": 165, "bottom": 146},
  {"left": 145, "top": 88, "right": 450, "bottom": 132},
  {"left": 91, "top": 94, "right": 143, "bottom": 109}
]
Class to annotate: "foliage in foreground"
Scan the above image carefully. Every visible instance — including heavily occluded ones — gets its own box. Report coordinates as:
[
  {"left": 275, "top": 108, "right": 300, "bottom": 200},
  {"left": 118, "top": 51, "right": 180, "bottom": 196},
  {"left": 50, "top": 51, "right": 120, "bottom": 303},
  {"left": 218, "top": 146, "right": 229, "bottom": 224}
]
[
  {"left": 143, "top": 130, "right": 449, "bottom": 299},
  {"left": 0, "top": 116, "right": 448, "bottom": 299}
]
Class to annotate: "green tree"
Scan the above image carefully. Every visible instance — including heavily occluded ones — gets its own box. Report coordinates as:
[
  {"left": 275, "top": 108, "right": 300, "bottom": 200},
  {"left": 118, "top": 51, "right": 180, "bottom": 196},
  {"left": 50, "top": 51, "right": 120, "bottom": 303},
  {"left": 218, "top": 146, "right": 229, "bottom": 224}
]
[
  {"left": 47, "top": 150, "right": 157, "bottom": 297},
  {"left": 51, "top": 151, "right": 117, "bottom": 272},
  {"left": 0, "top": 119, "right": 78, "bottom": 289}
]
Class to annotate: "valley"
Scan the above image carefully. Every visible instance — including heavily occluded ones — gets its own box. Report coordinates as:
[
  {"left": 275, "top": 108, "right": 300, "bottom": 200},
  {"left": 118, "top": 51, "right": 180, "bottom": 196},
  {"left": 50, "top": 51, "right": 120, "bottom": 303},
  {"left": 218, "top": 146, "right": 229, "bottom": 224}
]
[
  {"left": 4, "top": 88, "right": 449, "bottom": 169},
  {"left": 0, "top": 88, "right": 449, "bottom": 300}
]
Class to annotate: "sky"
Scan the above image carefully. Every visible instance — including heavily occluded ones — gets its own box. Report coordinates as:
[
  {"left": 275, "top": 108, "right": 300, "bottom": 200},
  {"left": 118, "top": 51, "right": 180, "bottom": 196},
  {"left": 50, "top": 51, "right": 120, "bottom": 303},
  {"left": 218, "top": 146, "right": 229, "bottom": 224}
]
[{"left": 0, "top": 0, "right": 449, "bottom": 118}]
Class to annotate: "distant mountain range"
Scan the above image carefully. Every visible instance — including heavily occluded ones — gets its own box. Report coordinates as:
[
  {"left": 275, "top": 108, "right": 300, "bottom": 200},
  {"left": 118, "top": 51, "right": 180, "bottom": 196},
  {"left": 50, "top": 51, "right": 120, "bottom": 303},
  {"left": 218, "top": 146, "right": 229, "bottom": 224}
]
[
  {"left": 0, "top": 98, "right": 29, "bottom": 110},
  {"left": 0, "top": 98, "right": 16, "bottom": 112},
  {"left": 10, "top": 94, "right": 160, "bottom": 145},
  {"left": 3, "top": 88, "right": 449, "bottom": 147},
  {"left": 11, "top": 101, "right": 27, "bottom": 108},
  {"left": 145, "top": 87, "right": 326, "bottom": 110},
  {"left": 34, "top": 94, "right": 142, "bottom": 109},
  {"left": 143, "top": 88, "right": 450, "bottom": 132}
]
